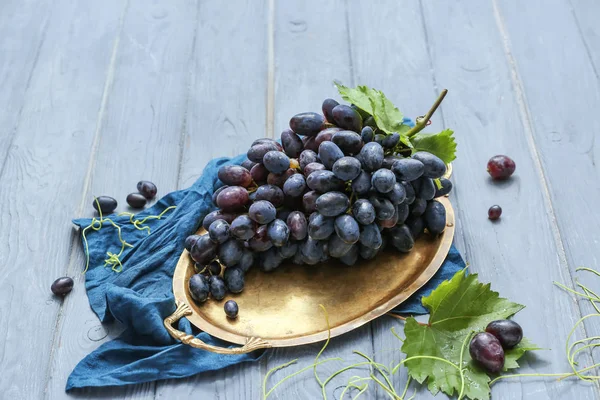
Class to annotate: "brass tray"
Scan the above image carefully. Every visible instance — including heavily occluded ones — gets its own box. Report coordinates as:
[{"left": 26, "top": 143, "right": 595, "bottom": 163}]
[{"left": 164, "top": 196, "right": 454, "bottom": 354}]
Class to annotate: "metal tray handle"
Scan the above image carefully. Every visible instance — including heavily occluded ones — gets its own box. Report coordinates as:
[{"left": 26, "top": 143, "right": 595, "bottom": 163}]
[{"left": 164, "top": 302, "right": 272, "bottom": 354}]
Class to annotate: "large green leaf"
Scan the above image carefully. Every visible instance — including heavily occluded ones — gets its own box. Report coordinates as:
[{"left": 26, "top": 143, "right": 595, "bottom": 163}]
[
  {"left": 335, "top": 82, "right": 405, "bottom": 134},
  {"left": 410, "top": 129, "right": 457, "bottom": 164},
  {"left": 401, "top": 270, "right": 535, "bottom": 400}
]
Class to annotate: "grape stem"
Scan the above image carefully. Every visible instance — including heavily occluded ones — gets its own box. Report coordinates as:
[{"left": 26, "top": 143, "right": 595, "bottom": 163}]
[
  {"left": 406, "top": 89, "right": 448, "bottom": 138},
  {"left": 386, "top": 313, "right": 429, "bottom": 326}
]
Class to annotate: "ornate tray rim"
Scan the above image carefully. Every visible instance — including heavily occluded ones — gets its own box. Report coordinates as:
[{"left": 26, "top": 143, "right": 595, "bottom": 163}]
[{"left": 170, "top": 196, "right": 455, "bottom": 349}]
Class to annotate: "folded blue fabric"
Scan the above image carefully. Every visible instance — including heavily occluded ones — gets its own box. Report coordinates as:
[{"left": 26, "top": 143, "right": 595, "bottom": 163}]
[{"left": 67, "top": 154, "right": 466, "bottom": 391}]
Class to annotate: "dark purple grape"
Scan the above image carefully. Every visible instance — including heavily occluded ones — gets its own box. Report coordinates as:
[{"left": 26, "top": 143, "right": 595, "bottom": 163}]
[
  {"left": 316, "top": 191, "right": 350, "bottom": 217},
  {"left": 189, "top": 274, "right": 209, "bottom": 303},
  {"left": 392, "top": 159, "right": 424, "bottom": 181},
  {"left": 352, "top": 199, "right": 376, "bottom": 225},
  {"left": 303, "top": 162, "right": 326, "bottom": 177},
  {"left": 261, "top": 247, "right": 284, "bottom": 271},
  {"left": 385, "top": 182, "right": 407, "bottom": 205},
  {"left": 334, "top": 214, "right": 360, "bottom": 244},
  {"left": 302, "top": 190, "right": 319, "bottom": 214},
  {"left": 300, "top": 237, "right": 326, "bottom": 264},
  {"left": 250, "top": 163, "right": 269, "bottom": 184},
  {"left": 318, "top": 141, "right": 344, "bottom": 169},
  {"left": 209, "top": 219, "right": 231, "bottom": 244},
  {"left": 279, "top": 240, "right": 298, "bottom": 258},
  {"left": 281, "top": 128, "right": 304, "bottom": 158},
  {"left": 470, "top": 332, "right": 505, "bottom": 373},
  {"left": 92, "top": 196, "right": 117, "bottom": 214},
  {"left": 137, "top": 181, "right": 158, "bottom": 199},
  {"left": 434, "top": 178, "right": 453, "bottom": 198},
  {"left": 381, "top": 133, "right": 400, "bottom": 148},
  {"left": 383, "top": 154, "right": 403, "bottom": 169},
  {"left": 359, "top": 243, "right": 379, "bottom": 260},
  {"left": 410, "top": 198, "right": 427, "bottom": 217},
  {"left": 322, "top": 98, "right": 339, "bottom": 122},
  {"left": 185, "top": 235, "right": 200, "bottom": 252},
  {"left": 249, "top": 200, "right": 276, "bottom": 224},
  {"left": 299, "top": 150, "right": 319, "bottom": 170},
  {"left": 486, "top": 320, "right": 523, "bottom": 349},
  {"left": 208, "top": 261, "right": 222, "bottom": 276},
  {"left": 283, "top": 173, "right": 307, "bottom": 197},
  {"left": 263, "top": 151, "right": 291, "bottom": 174},
  {"left": 488, "top": 205, "right": 502, "bottom": 220},
  {"left": 328, "top": 234, "right": 354, "bottom": 257},
  {"left": 388, "top": 224, "right": 414, "bottom": 252},
  {"left": 351, "top": 170, "right": 372, "bottom": 195},
  {"left": 209, "top": 276, "right": 227, "bottom": 300},
  {"left": 290, "top": 112, "right": 326, "bottom": 136},
  {"left": 302, "top": 136, "right": 319, "bottom": 152},
  {"left": 418, "top": 178, "right": 436, "bottom": 201},
  {"left": 216, "top": 186, "right": 249, "bottom": 212},
  {"left": 287, "top": 211, "right": 308, "bottom": 241},
  {"left": 358, "top": 142, "right": 384, "bottom": 172},
  {"left": 412, "top": 151, "right": 446, "bottom": 178},
  {"left": 267, "top": 168, "right": 296, "bottom": 188},
  {"left": 51, "top": 277, "right": 74, "bottom": 296},
  {"left": 252, "top": 138, "right": 283, "bottom": 150},
  {"left": 332, "top": 156, "right": 362, "bottom": 181},
  {"left": 241, "top": 159, "right": 257, "bottom": 171},
  {"left": 363, "top": 116, "right": 376, "bottom": 128},
  {"left": 126, "top": 193, "right": 147, "bottom": 209},
  {"left": 315, "top": 127, "right": 340, "bottom": 148},
  {"left": 332, "top": 105, "right": 362, "bottom": 132},
  {"left": 406, "top": 215, "right": 425, "bottom": 239},
  {"left": 255, "top": 184, "right": 285, "bottom": 207},
  {"left": 306, "top": 170, "right": 344, "bottom": 193},
  {"left": 190, "top": 235, "right": 218, "bottom": 264},
  {"left": 249, "top": 225, "right": 273, "bottom": 252},
  {"left": 218, "top": 165, "right": 253, "bottom": 187},
  {"left": 424, "top": 200, "right": 446, "bottom": 235},
  {"left": 212, "top": 185, "right": 229, "bottom": 205},
  {"left": 308, "top": 212, "right": 335, "bottom": 240},
  {"left": 487, "top": 155, "right": 516, "bottom": 180},
  {"left": 331, "top": 130, "right": 362, "bottom": 154},
  {"left": 361, "top": 126, "right": 374, "bottom": 143},
  {"left": 374, "top": 134, "right": 386, "bottom": 145},
  {"left": 202, "top": 210, "right": 236, "bottom": 230},
  {"left": 237, "top": 249, "right": 255, "bottom": 272},
  {"left": 247, "top": 142, "right": 280, "bottom": 163},
  {"left": 219, "top": 239, "right": 244, "bottom": 267},
  {"left": 397, "top": 203, "right": 409, "bottom": 225},
  {"left": 402, "top": 181, "right": 416, "bottom": 204},
  {"left": 277, "top": 207, "right": 292, "bottom": 222},
  {"left": 267, "top": 219, "right": 290, "bottom": 246},
  {"left": 379, "top": 207, "right": 399, "bottom": 229},
  {"left": 224, "top": 300, "right": 239, "bottom": 318},
  {"left": 371, "top": 169, "right": 396, "bottom": 193},
  {"left": 224, "top": 267, "right": 245, "bottom": 293},
  {"left": 339, "top": 244, "right": 358, "bottom": 266},
  {"left": 359, "top": 223, "right": 382, "bottom": 249}
]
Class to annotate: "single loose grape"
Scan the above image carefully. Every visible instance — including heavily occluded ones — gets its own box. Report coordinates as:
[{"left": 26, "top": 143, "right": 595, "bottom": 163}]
[
  {"left": 137, "top": 180, "right": 158, "bottom": 199},
  {"left": 126, "top": 193, "right": 147, "bottom": 209},
  {"left": 486, "top": 320, "right": 523, "bottom": 349},
  {"left": 487, "top": 155, "right": 516, "bottom": 180},
  {"left": 92, "top": 196, "right": 117, "bottom": 214},
  {"left": 224, "top": 300, "right": 239, "bottom": 318},
  {"left": 51, "top": 277, "right": 74, "bottom": 296},
  {"left": 488, "top": 205, "right": 502, "bottom": 220},
  {"left": 469, "top": 332, "right": 505, "bottom": 373}
]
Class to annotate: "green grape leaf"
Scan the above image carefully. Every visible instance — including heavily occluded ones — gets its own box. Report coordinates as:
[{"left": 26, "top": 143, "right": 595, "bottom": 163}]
[
  {"left": 335, "top": 82, "right": 406, "bottom": 134},
  {"left": 401, "top": 270, "right": 537, "bottom": 400},
  {"left": 503, "top": 338, "right": 543, "bottom": 371},
  {"left": 410, "top": 129, "right": 457, "bottom": 164}
]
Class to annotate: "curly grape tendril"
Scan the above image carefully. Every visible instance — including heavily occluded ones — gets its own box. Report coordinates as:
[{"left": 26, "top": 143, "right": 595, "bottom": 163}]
[{"left": 81, "top": 197, "right": 176, "bottom": 273}]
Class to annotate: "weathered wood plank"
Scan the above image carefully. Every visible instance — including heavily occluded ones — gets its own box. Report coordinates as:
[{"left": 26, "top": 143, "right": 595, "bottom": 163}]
[
  {"left": 495, "top": 0, "right": 600, "bottom": 389},
  {"left": 420, "top": 1, "right": 595, "bottom": 398},
  {"left": 0, "top": 0, "right": 51, "bottom": 175},
  {"left": 154, "top": 0, "right": 269, "bottom": 398},
  {"left": 261, "top": 1, "right": 378, "bottom": 399},
  {"left": 45, "top": 1, "right": 200, "bottom": 399},
  {"left": 0, "top": 1, "right": 125, "bottom": 398}
]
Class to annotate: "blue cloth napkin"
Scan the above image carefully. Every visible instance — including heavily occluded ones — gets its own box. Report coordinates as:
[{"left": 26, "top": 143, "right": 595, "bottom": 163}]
[{"left": 67, "top": 155, "right": 466, "bottom": 391}]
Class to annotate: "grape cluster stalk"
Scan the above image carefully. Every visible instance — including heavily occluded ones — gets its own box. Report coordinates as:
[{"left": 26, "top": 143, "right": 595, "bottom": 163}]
[{"left": 186, "top": 98, "right": 453, "bottom": 304}]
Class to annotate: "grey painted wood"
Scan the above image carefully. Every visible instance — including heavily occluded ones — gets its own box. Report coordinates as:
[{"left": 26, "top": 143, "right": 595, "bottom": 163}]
[
  {"left": 0, "top": 1, "right": 125, "bottom": 398},
  {"left": 154, "top": 0, "right": 269, "bottom": 399},
  {"left": 45, "top": 1, "right": 199, "bottom": 399}
]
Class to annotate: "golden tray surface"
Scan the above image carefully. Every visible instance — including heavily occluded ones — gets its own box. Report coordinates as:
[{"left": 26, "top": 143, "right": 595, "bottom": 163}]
[{"left": 164, "top": 196, "right": 455, "bottom": 353}]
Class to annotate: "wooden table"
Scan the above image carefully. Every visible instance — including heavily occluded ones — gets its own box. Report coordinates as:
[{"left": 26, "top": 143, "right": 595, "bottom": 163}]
[{"left": 1, "top": 0, "right": 599, "bottom": 398}]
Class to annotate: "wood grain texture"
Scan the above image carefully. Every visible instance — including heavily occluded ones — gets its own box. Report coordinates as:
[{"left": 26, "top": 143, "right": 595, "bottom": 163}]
[
  {"left": 421, "top": 1, "right": 597, "bottom": 398},
  {"left": 0, "top": 0, "right": 51, "bottom": 169},
  {"left": 44, "top": 1, "right": 199, "bottom": 399},
  {"left": 154, "top": 0, "right": 269, "bottom": 398},
  {"left": 0, "top": 1, "right": 125, "bottom": 399},
  {"left": 261, "top": 1, "right": 378, "bottom": 399}
]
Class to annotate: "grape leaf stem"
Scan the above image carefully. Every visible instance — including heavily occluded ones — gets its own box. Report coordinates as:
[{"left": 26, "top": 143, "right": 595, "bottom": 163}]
[{"left": 405, "top": 89, "right": 448, "bottom": 138}]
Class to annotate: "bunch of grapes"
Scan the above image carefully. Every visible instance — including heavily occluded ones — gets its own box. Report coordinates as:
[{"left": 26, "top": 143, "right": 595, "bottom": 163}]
[{"left": 186, "top": 98, "right": 453, "bottom": 306}]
